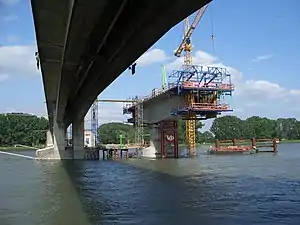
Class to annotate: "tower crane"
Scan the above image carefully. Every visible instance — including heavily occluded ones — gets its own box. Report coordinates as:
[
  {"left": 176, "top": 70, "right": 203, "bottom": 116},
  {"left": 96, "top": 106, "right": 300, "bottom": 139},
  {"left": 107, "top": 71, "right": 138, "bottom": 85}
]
[
  {"left": 174, "top": 4, "right": 209, "bottom": 65},
  {"left": 173, "top": 3, "right": 210, "bottom": 155}
]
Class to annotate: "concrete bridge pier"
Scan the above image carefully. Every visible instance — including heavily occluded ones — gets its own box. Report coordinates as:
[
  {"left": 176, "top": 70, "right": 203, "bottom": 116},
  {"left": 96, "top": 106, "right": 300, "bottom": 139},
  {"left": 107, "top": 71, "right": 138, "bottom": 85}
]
[
  {"left": 72, "top": 118, "right": 85, "bottom": 159},
  {"left": 142, "top": 124, "right": 161, "bottom": 158},
  {"left": 52, "top": 121, "right": 73, "bottom": 159},
  {"left": 46, "top": 130, "right": 53, "bottom": 147},
  {"left": 142, "top": 121, "right": 179, "bottom": 159},
  {"left": 37, "top": 117, "right": 86, "bottom": 160},
  {"left": 37, "top": 121, "right": 68, "bottom": 159}
]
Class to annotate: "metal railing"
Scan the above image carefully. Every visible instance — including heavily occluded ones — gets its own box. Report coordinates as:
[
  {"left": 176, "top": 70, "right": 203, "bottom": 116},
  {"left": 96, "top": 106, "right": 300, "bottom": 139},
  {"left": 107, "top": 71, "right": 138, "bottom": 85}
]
[
  {"left": 181, "top": 81, "right": 234, "bottom": 90},
  {"left": 185, "top": 103, "right": 231, "bottom": 111}
]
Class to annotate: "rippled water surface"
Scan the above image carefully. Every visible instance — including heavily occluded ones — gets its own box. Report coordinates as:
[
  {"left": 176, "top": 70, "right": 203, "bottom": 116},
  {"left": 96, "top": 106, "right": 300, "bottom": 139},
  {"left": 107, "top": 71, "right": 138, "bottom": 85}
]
[{"left": 0, "top": 143, "right": 300, "bottom": 225}]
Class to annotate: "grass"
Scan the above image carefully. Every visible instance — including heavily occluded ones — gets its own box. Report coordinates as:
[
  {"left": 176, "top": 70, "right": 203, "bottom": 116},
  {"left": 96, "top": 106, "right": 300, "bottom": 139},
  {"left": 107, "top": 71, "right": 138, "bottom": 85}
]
[
  {"left": 178, "top": 139, "right": 300, "bottom": 147},
  {"left": 280, "top": 139, "right": 300, "bottom": 143},
  {"left": 0, "top": 146, "right": 36, "bottom": 151}
]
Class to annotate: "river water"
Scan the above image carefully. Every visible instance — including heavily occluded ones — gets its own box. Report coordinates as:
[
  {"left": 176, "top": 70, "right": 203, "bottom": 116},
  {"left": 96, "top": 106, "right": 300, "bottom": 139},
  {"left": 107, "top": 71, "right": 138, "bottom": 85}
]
[{"left": 0, "top": 143, "right": 300, "bottom": 225}]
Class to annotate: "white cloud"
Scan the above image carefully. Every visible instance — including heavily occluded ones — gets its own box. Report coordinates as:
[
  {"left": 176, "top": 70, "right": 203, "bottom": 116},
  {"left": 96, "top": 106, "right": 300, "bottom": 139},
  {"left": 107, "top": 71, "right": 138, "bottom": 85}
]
[
  {"left": 252, "top": 54, "right": 273, "bottom": 63},
  {"left": 290, "top": 90, "right": 300, "bottom": 95},
  {"left": 136, "top": 48, "right": 168, "bottom": 67},
  {"left": 2, "top": 15, "right": 18, "bottom": 22},
  {"left": 2, "top": 107, "right": 17, "bottom": 113},
  {"left": 0, "top": 45, "right": 40, "bottom": 80},
  {"left": 1, "top": 106, "right": 47, "bottom": 117}
]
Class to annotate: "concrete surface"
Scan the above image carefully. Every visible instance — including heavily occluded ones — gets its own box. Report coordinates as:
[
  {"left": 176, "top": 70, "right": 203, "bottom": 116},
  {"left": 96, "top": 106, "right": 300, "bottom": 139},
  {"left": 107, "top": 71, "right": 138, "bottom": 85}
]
[{"left": 31, "top": 0, "right": 212, "bottom": 128}]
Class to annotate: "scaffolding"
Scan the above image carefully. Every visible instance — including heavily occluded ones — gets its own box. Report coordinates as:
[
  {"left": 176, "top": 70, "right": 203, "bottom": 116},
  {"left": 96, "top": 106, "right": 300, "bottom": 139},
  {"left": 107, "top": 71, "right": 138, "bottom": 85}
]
[
  {"left": 167, "top": 65, "right": 234, "bottom": 155},
  {"left": 91, "top": 100, "right": 99, "bottom": 146},
  {"left": 134, "top": 96, "right": 144, "bottom": 148},
  {"left": 122, "top": 96, "right": 144, "bottom": 148},
  {"left": 184, "top": 93, "right": 197, "bottom": 155}
]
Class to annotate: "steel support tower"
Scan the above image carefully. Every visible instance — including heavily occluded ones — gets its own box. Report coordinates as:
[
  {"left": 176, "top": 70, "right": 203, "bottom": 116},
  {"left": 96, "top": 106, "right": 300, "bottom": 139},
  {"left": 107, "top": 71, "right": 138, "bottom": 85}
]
[
  {"left": 168, "top": 65, "right": 234, "bottom": 156},
  {"left": 134, "top": 97, "right": 144, "bottom": 148},
  {"left": 91, "top": 100, "right": 99, "bottom": 146}
]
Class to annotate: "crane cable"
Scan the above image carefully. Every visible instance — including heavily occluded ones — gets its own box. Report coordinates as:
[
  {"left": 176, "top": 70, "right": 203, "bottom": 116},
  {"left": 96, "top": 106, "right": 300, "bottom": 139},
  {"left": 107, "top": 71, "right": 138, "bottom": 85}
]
[{"left": 209, "top": 3, "right": 215, "bottom": 53}]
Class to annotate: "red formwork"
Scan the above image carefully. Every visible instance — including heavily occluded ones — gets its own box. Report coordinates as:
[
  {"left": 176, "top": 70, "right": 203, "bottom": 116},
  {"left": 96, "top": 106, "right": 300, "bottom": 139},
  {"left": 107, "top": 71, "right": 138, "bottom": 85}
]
[{"left": 159, "top": 121, "right": 179, "bottom": 158}]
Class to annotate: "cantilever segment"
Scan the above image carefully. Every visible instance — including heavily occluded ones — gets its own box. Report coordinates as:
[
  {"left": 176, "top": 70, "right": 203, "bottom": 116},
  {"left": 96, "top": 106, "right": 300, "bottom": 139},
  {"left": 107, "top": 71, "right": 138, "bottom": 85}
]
[{"left": 167, "top": 65, "right": 234, "bottom": 120}]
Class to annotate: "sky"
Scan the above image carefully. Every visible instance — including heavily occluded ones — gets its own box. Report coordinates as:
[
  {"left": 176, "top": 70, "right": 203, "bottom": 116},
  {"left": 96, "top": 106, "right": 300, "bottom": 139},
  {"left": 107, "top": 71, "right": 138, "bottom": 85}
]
[{"left": 0, "top": 0, "right": 300, "bottom": 131}]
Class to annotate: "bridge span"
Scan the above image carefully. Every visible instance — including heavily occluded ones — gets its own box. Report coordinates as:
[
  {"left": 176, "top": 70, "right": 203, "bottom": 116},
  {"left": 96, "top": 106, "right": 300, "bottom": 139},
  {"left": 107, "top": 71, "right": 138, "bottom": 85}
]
[{"left": 32, "top": 0, "right": 212, "bottom": 159}]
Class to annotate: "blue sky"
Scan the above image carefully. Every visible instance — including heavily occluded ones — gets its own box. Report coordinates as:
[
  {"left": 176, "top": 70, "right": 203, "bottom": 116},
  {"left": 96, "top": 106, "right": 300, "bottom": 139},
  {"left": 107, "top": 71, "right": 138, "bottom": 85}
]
[{"left": 0, "top": 0, "right": 300, "bottom": 130}]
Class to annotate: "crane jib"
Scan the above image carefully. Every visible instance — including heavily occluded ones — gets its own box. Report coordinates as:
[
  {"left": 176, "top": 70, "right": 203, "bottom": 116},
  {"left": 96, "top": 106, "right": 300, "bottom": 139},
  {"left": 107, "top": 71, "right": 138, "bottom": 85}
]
[{"left": 173, "top": 3, "right": 210, "bottom": 57}]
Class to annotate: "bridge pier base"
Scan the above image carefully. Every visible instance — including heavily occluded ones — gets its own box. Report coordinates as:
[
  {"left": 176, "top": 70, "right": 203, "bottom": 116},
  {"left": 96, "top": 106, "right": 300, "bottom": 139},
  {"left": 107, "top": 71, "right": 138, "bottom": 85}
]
[
  {"left": 142, "top": 124, "right": 160, "bottom": 158},
  {"left": 46, "top": 130, "right": 53, "bottom": 146},
  {"left": 53, "top": 121, "right": 73, "bottom": 159},
  {"left": 142, "top": 121, "right": 178, "bottom": 158},
  {"left": 37, "top": 122, "right": 71, "bottom": 159}
]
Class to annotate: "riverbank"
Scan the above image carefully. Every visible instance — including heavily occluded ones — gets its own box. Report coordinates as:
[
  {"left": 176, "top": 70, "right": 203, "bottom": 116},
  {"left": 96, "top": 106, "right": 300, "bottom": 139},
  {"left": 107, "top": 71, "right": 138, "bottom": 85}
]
[
  {"left": 178, "top": 143, "right": 213, "bottom": 147},
  {"left": 281, "top": 139, "right": 300, "bottom": 143},
  {"left": 178, "top": 139, "right": 300, "bottom": 147},
  {"left": 0, "top": 146, "right": 38, "bottom": 151}
]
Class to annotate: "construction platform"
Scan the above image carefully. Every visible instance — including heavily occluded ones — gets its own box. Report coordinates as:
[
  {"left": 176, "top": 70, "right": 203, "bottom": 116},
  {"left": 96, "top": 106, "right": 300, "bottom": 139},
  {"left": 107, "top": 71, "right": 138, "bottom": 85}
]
[
  {"left": 122, "top": 65, "right": 235, "bottom": 158},
  {"left": 207, "top": 138, "right": 279, "bottom": 155},
  {"left": 123, "top": 65, "right": 234, "bottom": 121}
]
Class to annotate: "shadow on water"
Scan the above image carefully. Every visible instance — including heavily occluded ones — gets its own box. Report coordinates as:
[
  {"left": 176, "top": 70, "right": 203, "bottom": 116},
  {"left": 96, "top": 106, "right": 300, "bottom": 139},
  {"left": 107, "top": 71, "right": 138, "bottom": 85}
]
[
  {"left": 58, "top": 155, "right": 300, "bottom": 225},
  {"left": 1, "top": 144, "right": 300, "bottom": 225}
]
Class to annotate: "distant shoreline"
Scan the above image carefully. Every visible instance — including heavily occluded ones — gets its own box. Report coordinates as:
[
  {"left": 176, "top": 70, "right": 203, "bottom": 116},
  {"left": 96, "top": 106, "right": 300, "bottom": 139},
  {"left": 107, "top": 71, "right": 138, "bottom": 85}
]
[
  {"left": 280, "top": 139, "right": 300, "bottom": 143},
  {"left": 0, "top": 146, "right": 37, "bottom": 151},
  {"left": 179, "top": 139, "right": 300, "bottom": 147},
  {"left": 1, "top": 139, "right": 300, "bottom": 151}
]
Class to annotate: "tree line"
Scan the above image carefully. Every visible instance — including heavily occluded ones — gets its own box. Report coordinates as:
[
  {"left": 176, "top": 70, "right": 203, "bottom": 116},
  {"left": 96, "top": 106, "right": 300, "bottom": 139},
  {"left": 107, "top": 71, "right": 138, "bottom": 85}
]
[
  {"left": 210, "top": 115, "right": 300, "bottom": 141},
  {"left": 98, "top": 116, "right": 300, "bottom": 144},
  {"left": 0, "top": 113, "right": 48, "bottom": 147},
  {"left": 1, "top": 112, "right": 299, "bottom": 147}
]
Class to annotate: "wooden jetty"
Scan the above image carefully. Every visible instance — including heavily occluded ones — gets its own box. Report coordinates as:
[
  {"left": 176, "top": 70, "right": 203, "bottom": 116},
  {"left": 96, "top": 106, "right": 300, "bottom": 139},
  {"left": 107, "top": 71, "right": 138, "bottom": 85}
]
[
  {"left": 207, "top": 138, "right": 279, "bottom": 154},
  {"left": 98, "top": 143, "right": 148, "bottom": 160}
]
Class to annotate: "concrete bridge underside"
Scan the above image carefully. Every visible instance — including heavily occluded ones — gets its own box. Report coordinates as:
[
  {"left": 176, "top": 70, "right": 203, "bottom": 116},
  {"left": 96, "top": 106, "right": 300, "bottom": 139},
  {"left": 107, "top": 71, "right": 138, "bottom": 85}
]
[{"left": 31, "top": 0, "right": 211, "bottom": 159}]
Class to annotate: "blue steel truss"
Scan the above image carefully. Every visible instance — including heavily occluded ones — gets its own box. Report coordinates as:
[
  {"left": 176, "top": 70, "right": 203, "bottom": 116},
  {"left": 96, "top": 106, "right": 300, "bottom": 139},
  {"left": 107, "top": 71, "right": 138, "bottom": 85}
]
[
  {"left": 168, "top": 65, "right": 234, "bottom": 95},
  {"left": 167, "top": 65, "right": 234, "bottom": 118},
  {"left": 91, "top": 101, "right": 99, "bottom": 146}
]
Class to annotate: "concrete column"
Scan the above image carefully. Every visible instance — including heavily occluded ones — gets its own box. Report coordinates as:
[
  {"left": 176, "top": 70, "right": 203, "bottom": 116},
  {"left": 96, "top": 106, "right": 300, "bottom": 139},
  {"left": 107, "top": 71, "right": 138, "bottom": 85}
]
[
  {"left": 52, "top": 121, "right": 67, "bottom": 159},
  {"left": 46, "top": 130, "right": 54, "bottom": 147},
  {"left": 72, "top": 118, "right": 85, "bottom": 159}
]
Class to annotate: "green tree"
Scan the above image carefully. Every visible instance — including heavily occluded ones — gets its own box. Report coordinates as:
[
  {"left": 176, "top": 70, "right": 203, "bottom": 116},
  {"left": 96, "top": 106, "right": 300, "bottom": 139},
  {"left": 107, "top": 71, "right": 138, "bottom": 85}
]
[
  {"left": 210, "top": 115, "right": 244, "bottom": 140},
  {"left": 0, "top": 113, "right": 48, "bottom": 146},
  {"left": 210, "top": 115, "right": 300, "bottom": 141},
  {"left": 198, "top": 131, "right": 214, "bottom": 143},
  {"left": 244, "top": 116, "right": 277, "bottom": 139},
  {"left": 98, "top": 122, "right": 135, "bottom": 144}
]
